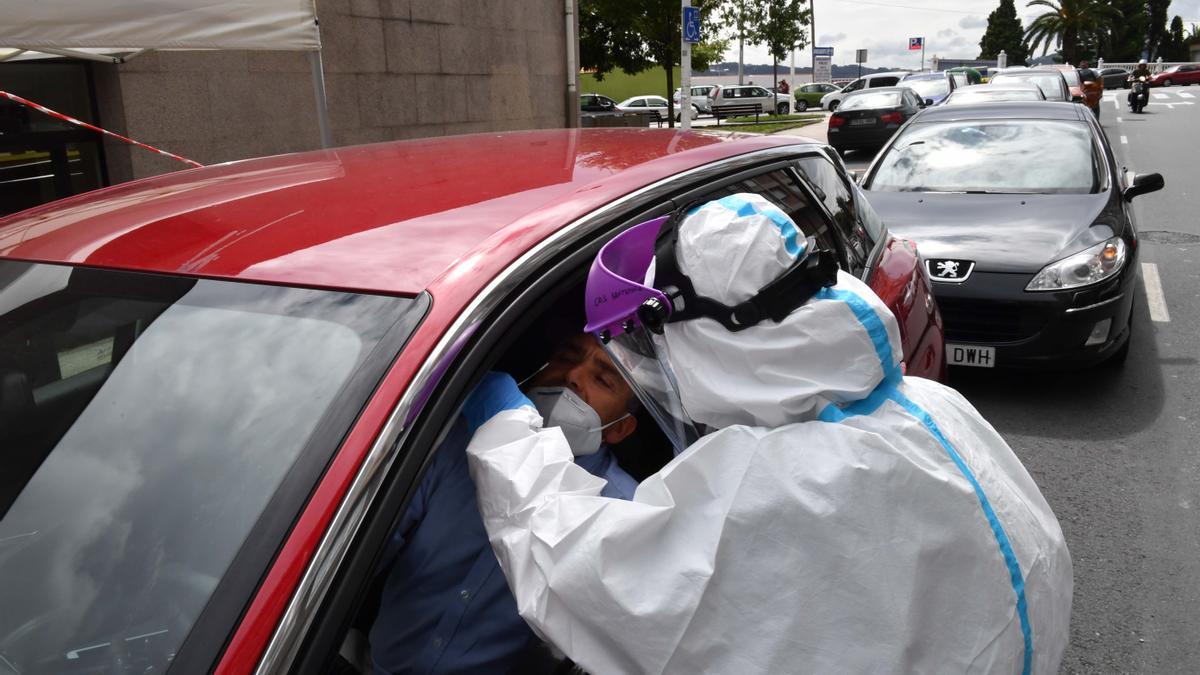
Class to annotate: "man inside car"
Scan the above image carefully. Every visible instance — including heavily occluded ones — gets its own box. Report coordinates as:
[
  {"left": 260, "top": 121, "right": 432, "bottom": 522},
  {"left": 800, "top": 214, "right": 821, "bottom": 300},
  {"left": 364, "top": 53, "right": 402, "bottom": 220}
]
[{"left": 367, "top": 333, "right": 639, "bottom": 674}]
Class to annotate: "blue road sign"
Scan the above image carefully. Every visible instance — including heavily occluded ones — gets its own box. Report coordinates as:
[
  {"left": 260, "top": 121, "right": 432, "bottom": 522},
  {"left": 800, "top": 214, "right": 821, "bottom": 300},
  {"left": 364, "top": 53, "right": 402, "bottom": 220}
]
[
  {"left": 683, "top": 7, "right": 701, "bottom": 43},
  {"left": 813, "top": 46, "right": 834, "bottom": 57}
]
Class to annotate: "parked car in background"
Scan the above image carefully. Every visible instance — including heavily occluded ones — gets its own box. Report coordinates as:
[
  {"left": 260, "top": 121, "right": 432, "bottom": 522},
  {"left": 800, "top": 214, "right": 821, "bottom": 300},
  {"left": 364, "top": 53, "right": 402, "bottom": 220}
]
[
  {"left": 1149, "top": 64, "right": 1200, "bottom": 87},
  {"left": 794, "top": 82, "right": 840, "bottom": 111},
  {"left": 947, "top": 66, "right": 983, "bottom": 85},
  {"left": 900, "top": 71, "right": 959, "bottom": 106},
  {"left": 987, "top": 69, "right": 1071, "bottom": 101},
  {"left": 709, "top": 84, "right": 788, "bottom": 115},
  {"left": 861, "top": 102, "right": 1164, "bottom": 368},
  {"left": 944, "top": 83, "right": 1046, "bottom": 105},
  {"left": 616, "top": 95, "right": 698, "bottom": 122},
  {"left": 0, "top": 128, "right": 945, "bottom": 675},
  {"left": 827, "top": 87, "right": 925, "bottom": 156},
  {"left": 672, "top": 85, "right": 715, "bottom": 114},
  {"left": 580, "top": 93, "right": 619, "bottom": 112},
  {"left": 821, "top": 71, "right": 909, "bottom": 112},
  {"left": 766, "top": 87, "right": 794, "bottom": 114},
  {"left": 1098, "top": 67, "right": 1131, "bottom": 89}
]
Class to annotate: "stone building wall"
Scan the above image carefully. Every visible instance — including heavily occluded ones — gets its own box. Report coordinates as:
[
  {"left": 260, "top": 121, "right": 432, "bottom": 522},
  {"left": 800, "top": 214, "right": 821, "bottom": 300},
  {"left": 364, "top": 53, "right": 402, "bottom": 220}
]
[{"left": 95, "top": 0, "right": 572, "bottom": 181}]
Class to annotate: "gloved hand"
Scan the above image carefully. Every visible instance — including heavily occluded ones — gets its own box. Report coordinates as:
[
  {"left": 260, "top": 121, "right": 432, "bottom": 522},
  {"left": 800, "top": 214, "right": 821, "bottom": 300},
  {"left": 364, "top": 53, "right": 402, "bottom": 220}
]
[{"left": 462, "top": 371, "right": 534, "bottom": 435}]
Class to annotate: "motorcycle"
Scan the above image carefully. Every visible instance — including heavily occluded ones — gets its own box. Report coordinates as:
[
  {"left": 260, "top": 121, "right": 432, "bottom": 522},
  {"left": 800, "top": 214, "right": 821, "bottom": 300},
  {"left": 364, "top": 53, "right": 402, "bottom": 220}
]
[{"left": 1128, "top": 76, "right": 1149, "bottom": 113}]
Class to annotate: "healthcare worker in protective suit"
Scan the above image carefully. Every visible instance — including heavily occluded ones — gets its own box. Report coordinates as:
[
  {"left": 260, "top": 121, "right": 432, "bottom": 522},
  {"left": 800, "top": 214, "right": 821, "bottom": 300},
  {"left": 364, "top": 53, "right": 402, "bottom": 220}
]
[{"left": 464, "top": 193, "right": 1073, "bottom": 674}]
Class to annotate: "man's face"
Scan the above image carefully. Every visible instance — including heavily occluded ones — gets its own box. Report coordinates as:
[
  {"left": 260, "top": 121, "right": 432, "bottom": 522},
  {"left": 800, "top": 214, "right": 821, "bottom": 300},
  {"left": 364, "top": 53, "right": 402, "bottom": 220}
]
[
  {"left": 531, "top": 334, "right": 637, "bottom": 444},
  {"left": 1080, "top": 61, "right": 1089, "bottom": 69}
]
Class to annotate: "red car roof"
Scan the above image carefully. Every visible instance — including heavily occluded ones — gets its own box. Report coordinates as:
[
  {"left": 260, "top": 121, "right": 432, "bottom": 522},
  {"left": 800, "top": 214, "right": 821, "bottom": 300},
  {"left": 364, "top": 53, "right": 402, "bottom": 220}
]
[{"left": 0, "top": 129, "right": 814, "bottom": 296}]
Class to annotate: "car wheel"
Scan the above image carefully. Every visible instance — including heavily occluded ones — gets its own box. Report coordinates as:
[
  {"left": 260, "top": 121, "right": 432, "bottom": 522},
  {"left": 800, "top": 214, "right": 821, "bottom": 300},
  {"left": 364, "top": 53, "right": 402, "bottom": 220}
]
[
  {"left": 1163, "top": 78, "right": 1173, "bottom": 87},
  {"left": 796, "top": 100, "right": 809, "bottom": 112},
  {"left": 828, "top": 101, "right": 839, "bottom": 112}
]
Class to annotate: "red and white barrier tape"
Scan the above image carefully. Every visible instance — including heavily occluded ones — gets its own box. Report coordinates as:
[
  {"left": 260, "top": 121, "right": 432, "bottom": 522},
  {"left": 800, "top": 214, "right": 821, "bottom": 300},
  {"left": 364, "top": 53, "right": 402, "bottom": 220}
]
[{"left": 1, "top": 90, "right": 204, "bottom": 169}]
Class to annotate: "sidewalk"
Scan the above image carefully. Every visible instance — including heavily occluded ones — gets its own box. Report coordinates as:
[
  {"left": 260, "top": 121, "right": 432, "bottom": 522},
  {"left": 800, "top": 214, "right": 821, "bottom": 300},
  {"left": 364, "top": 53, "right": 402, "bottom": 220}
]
[{"left": 775, "top": 115, "right": 829, "bottom": 143}]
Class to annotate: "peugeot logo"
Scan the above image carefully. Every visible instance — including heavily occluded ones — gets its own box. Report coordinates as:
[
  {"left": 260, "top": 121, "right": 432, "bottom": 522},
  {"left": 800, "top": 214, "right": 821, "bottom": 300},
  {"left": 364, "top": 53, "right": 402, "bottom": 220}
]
[{"left": 926, "top": 258, "right": 975, "bottom": 283}]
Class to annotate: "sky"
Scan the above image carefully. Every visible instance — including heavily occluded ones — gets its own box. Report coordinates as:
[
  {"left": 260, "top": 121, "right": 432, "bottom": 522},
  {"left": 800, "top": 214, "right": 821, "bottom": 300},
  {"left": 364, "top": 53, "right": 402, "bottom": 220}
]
[{"left": 722, "top": 0, "right": 1200, "bottom": 69}]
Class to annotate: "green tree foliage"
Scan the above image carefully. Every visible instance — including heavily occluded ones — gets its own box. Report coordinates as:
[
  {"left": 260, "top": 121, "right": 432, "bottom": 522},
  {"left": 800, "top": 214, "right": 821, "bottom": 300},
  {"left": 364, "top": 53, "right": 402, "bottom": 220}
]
[
  {"left": 1101, "top": 0, "right": 1147, "bottom": 62},
  {"left": 1145, "top": 0, "right": 1170, "bottom": 59},
  {"left": 1166, "top": 16, "right": 1189, "bottom": 61},
  {"left": 746, "top": 0, "right": 810, "bottom": 91},
  {"left": 978, "top": 0, "right": 1029, "bottom": 64},
  {"left": 579, "top": 0, "right": 728, "bottom": 127},
  {"left": 1024, "top": 0, "right": 1116, "bottom": 64}
]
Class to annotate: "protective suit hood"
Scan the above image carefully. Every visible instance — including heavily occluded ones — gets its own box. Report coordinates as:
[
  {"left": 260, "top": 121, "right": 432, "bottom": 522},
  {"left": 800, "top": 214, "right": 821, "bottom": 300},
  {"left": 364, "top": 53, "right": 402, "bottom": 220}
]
[{"left": 661, "top": 194, "right": 903, "bottom": 429}]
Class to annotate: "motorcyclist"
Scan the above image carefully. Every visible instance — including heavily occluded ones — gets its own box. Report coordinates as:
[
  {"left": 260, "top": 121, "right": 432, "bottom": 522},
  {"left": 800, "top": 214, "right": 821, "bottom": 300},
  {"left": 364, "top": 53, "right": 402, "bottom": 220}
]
[
  {"left": 1129, "top": 59, "right": 1152, "bottom": 109},
  {"left": 463, "top": 194, "right": 1073, "bottom": 674}
]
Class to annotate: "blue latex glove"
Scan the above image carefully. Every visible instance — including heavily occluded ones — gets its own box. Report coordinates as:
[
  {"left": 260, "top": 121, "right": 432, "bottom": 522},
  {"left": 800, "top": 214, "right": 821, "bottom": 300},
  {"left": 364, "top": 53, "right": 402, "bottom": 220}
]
[{"left": 462, "top": 371, "right": 533, "bottom": 435}]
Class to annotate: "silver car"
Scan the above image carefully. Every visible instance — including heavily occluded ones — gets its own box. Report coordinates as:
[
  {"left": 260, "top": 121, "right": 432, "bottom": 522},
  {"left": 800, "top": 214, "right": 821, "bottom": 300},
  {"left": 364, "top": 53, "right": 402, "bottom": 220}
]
[
  {"left": 709, "top": 84, "right": 788, "bottom": 115},
  {"left": 673, "top": 85, "right": 716, "bottom": 114}
]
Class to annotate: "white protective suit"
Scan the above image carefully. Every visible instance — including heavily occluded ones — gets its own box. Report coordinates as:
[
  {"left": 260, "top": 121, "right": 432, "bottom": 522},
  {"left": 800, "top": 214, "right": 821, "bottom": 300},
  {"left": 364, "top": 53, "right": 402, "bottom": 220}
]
[{"left": 466, "top": 195, "right": 1072, "bottom": 674}]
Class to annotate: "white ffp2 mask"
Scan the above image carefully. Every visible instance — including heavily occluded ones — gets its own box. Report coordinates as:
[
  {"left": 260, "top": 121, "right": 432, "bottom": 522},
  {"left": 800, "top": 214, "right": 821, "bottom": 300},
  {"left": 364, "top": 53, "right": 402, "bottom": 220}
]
[{"left": 526, "top": 386, "right": 628, "bottom": 457}]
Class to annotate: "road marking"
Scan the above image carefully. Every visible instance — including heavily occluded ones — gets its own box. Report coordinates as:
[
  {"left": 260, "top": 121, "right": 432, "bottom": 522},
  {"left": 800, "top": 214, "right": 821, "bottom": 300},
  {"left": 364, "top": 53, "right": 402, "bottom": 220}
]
[
  {"left": 1179, "top": 92, "right": 1195, "bottom": 99},
  {"left": 1153, "top": 93, "right": 1171, "bottom": 100},
  {"left": 1142, "top": 263, "right": 1170, "bottom": 323},
  {"left": 1120, "top": 135, "right": 1128, "bottom": 144},
  {"left": 1116, "top": 116, "right": 1123, "bottom": 122},
  {"left": 1113, "top": 96, "right": 1120, "bottom": 110}
]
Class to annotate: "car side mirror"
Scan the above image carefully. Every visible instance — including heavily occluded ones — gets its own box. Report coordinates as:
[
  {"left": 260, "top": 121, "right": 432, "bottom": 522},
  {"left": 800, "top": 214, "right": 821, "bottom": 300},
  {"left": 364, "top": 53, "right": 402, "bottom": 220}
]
[
  {"left": 1123, "top": 172, "right": 1164, "bottom": 201},
  {"left": 924, "top": 98, "right": 934, "bottom": 107}
]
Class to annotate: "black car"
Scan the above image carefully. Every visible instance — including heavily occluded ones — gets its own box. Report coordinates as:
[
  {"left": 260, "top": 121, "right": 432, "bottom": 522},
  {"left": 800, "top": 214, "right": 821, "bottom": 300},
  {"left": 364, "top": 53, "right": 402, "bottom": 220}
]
[
  {"left": 1098, "top": 67, "right": 1131, "bottom": 89},
  {"left": 861, "top": 102, "right": 1164, "bottom": 368},
  {"left": 580, "top": 93, "right": 618, "bottom": 112},
  {"left": 827, "top": 87, "right": 924, "bottom": 156}
]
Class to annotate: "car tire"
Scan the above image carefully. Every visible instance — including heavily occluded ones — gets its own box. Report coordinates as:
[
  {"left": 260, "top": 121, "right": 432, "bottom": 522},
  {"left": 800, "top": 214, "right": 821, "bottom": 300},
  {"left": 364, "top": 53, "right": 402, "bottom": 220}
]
[
  {"left": 1163, "top": 78, "right": 1173, "bottom": 87},
  {"left": 796, "top": 100, "right": 809, "bottom": 112},
  {"left": 776, "top": 103, "right": 789, "bottom": 115},
  {"left": 828, "top": 101, "right": 839, "bottom": 112}
]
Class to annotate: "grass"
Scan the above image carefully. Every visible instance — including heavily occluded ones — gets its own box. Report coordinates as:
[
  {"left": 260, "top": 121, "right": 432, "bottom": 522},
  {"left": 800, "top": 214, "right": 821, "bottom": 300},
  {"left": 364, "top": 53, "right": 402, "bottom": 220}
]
[
  {"left": 724, "top": 112, "right": 825, "bottom": 124},
  {"left": 721, "top": 118, "right": 823, "bottom": 134},
  {"left": 580, "top": 67, "right": 682, "bottom": 103}
]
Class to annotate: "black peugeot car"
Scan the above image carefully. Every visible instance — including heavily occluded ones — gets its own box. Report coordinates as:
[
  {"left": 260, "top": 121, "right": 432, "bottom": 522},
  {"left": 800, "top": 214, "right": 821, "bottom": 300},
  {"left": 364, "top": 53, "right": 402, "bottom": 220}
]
[{"left": 860, "top": 102, "right": 1164, "bottom": 369}]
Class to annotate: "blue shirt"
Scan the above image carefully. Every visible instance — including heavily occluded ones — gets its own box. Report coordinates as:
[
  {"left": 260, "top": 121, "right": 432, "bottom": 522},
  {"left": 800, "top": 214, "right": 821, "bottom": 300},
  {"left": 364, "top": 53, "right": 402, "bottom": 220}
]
[{"left": 370, "top": 417, "right": 637, "bottom": 674}]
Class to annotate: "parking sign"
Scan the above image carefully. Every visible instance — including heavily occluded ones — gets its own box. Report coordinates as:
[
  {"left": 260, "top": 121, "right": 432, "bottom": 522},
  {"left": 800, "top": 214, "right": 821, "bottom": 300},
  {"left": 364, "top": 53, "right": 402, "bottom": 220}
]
[
  {"left": 909, "top": 37, "right": 924, "bottom": 50},
  {"left": 683, "top": 7, "right": 701, "bottom": 43}
]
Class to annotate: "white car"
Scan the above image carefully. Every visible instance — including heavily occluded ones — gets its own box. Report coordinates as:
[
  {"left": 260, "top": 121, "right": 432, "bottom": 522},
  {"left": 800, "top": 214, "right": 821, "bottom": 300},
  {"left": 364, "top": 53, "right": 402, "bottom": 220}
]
[
  {"left": 820, "top": 71, "right": 910, "bottom": 111},
  {"left": 709, "top": 85, "right": 788, "bottom": 115},
  {"left": 616, "top": 95, "right": 699, "bottom": 122},
  {"left": 672, "top": 85, "right": 716, "bottom": 114}
]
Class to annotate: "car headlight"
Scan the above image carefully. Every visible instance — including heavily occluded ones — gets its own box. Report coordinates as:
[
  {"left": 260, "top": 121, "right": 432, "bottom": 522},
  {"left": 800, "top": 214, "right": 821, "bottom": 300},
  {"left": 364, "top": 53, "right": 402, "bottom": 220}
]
[{"left": 1026, "top": 237, "right": 1126, "bottom": 291}]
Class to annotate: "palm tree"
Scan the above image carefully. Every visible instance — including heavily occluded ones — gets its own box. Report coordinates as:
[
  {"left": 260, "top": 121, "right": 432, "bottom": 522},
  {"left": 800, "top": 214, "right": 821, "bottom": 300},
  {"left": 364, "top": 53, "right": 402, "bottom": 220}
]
[{"left": 1024, "top": 0, "right": 1117, "bottom": 64}]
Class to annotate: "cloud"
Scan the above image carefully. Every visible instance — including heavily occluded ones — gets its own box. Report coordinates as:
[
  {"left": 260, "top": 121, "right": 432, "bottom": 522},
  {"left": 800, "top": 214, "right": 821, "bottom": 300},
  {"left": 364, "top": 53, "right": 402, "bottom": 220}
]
[
  {"left": 959, "top": 15, "right": 989, "bottom": 29},
  {"left": 818, "top": 32, "right": 847, "bottom": 45},
  {"left": 937, "top": 28, "right": 957, "bottom": 38}
]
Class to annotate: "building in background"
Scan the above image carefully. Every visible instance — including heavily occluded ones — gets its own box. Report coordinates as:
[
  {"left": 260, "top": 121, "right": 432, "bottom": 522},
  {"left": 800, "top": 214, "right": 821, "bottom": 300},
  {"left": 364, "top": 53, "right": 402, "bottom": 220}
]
[{"left": 1, "top": 0, "right": 578, "bottom": 216}]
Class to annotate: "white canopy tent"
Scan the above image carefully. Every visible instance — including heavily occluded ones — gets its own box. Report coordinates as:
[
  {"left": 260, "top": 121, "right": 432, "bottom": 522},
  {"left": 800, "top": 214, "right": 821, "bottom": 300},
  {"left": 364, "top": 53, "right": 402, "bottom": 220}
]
[{"left": 0, "top": 0, "right": 332, "bottom": 147}]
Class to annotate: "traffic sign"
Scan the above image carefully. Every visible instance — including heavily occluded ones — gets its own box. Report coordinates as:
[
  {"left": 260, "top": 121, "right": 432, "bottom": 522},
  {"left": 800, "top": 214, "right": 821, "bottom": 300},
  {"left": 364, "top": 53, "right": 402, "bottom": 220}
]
[
  {"left": 908, "top": 37, "right": 924, "bottom": 50},
  {"left": 813, "top": 46, "right": 834, "bottom": 57},
  {"left": 683, "top": 6, "right": 701, "bottom": 43},
  {"left": 856, "top": 49, "right": 868, "bottom": 63}
]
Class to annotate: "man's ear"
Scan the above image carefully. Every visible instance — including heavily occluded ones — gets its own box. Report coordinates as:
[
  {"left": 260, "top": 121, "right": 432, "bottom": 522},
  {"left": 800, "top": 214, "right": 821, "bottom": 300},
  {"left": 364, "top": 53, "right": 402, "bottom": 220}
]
[{"left": 602, "top": 414, "right": 637, "bottom": 445}]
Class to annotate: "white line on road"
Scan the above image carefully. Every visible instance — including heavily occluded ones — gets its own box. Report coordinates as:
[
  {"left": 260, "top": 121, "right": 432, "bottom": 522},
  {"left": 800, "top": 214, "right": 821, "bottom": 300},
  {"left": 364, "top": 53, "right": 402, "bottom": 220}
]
[
  {"left": 1179, "top": 92, "right": 1195, "bottom": 99},
  {"left": 1113, "top": 96, "right": 1120, "bottom": 110},
  {"left": 1153, "top": 93, "right": 1171, "bottom": 100},
  {"left": 1116, "top": 116, "right": 1123, "bottom": 122},
  {"left": 1120, "top": 135, "right": 1128, "bottom": 144},
  {"left": 1142, "top": 263, "right": 1171, "bottom": 323}
]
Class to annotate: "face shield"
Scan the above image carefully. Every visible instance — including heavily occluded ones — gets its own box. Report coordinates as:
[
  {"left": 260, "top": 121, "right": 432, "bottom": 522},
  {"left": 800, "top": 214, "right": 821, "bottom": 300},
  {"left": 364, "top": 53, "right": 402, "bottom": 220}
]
[{"left": 584, "top": 203, "right": 839, "bottom": 453}]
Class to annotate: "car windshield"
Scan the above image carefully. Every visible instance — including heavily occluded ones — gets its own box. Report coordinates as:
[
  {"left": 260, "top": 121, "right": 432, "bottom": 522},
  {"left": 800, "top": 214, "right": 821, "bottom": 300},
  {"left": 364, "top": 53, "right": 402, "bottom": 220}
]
[
  {"left": 867, "top": 119, "right": 1100, "bottom": 194},
  {"left": 840, "top": 91, "right": 901, "bottom": 111},
  {"left": 947, "top": 89, "right": 1042, "bottom": 104},
  {"left": 904, "top": 77, "right": 950, "bottom": 99},
  {"left": 991, "top": 73, "right": 1065, "bottom": 99},
  {"left": 0, "top": 262, "right": 422, "bottom": 674}
]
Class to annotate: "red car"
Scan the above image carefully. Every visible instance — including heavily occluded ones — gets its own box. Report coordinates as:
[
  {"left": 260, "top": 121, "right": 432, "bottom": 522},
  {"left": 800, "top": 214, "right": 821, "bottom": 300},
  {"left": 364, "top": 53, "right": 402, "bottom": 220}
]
[
  {"left": 0, "top": 129, "right": 944, "bottom": 674},
  {"left": 1149, "top": 64, "right": 1200, "bottom": 87}
]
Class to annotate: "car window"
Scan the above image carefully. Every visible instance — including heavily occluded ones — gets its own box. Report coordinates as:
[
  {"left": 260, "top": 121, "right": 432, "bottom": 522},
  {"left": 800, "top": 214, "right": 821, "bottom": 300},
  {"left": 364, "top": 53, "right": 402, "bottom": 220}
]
[
  {"left": 649, "top": 97, "right": 667, "bottom": 107},
  {"left": 905, "top": 77, "right": 950, "bottom": 100},
  {"left": 628, "top": 99, "right": 645, "bottom": 107},
  {"left": 795, "top": 156, "right": 874, "bottom": 273},
  {"left": 868, "top": 119, "right": 1101, "bottom": 194},
  {"left": 843, "top": 79, "right": 865, "bottom": 92},
  {"left": 840, "top": 91, "right": 902, "bottom": 111},
  {"left": 870, "top": 77, "right": 900, "bottom": 87},
  {"left": 1060, "top": 69, "right": 1080, "bottom": 87},
  {"left": 698, "top": 169, "right": 842, "bottom": 261},
  {"left": 0, "top": 262, "right": 421, "bottom": 675},
  {"left": 750, "top": 88, "right": 768, "bottom": 97}
]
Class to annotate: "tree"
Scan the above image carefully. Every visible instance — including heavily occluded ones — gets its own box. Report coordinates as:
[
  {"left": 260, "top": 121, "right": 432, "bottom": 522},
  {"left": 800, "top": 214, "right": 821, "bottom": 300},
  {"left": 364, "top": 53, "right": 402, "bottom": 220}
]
[
  {"left": 1167, "top": 16, "right": 1189, "bottom": 61},
  {"left": 747, "top": 0, "right": 810, "bottom": 95},
  {"left": 1101, "top": 0, "right": 1146, "bottom": 62},
  {"left": 978, "top": 0, "right": 1029, "bottom": 65},
  {"left": 580, "top": 0, "right": 729, "bottom": 127},
  {"left": 1024, "top": 0, "right": 1117, "bottom": 64},
  {"left": 1145, "top": 0, "right": 1170, "bottom": 59}
]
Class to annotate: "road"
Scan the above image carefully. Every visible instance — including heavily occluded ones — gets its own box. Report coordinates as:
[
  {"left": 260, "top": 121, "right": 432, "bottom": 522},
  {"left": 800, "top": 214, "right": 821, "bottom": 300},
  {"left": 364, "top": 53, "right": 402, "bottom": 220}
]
[{"left": 779, "top": 88, "right": 1200, "bottom": 671}]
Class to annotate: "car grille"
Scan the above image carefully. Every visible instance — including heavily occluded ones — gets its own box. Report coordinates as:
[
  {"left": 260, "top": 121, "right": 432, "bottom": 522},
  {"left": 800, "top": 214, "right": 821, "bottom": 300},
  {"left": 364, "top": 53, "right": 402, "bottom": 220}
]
[{"left": 935, "top": 298, "right": 1044, "bottom": 343}]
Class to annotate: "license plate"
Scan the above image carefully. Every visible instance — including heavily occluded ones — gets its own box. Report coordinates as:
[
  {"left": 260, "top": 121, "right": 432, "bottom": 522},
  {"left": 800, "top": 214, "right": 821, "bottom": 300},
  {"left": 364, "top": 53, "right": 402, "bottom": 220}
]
[
  {"left": 947, "top": 344, "right": 996, "bottom": 368},
  {"left": 849, "top": 118, "right": 875, "bottom": 126}
]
